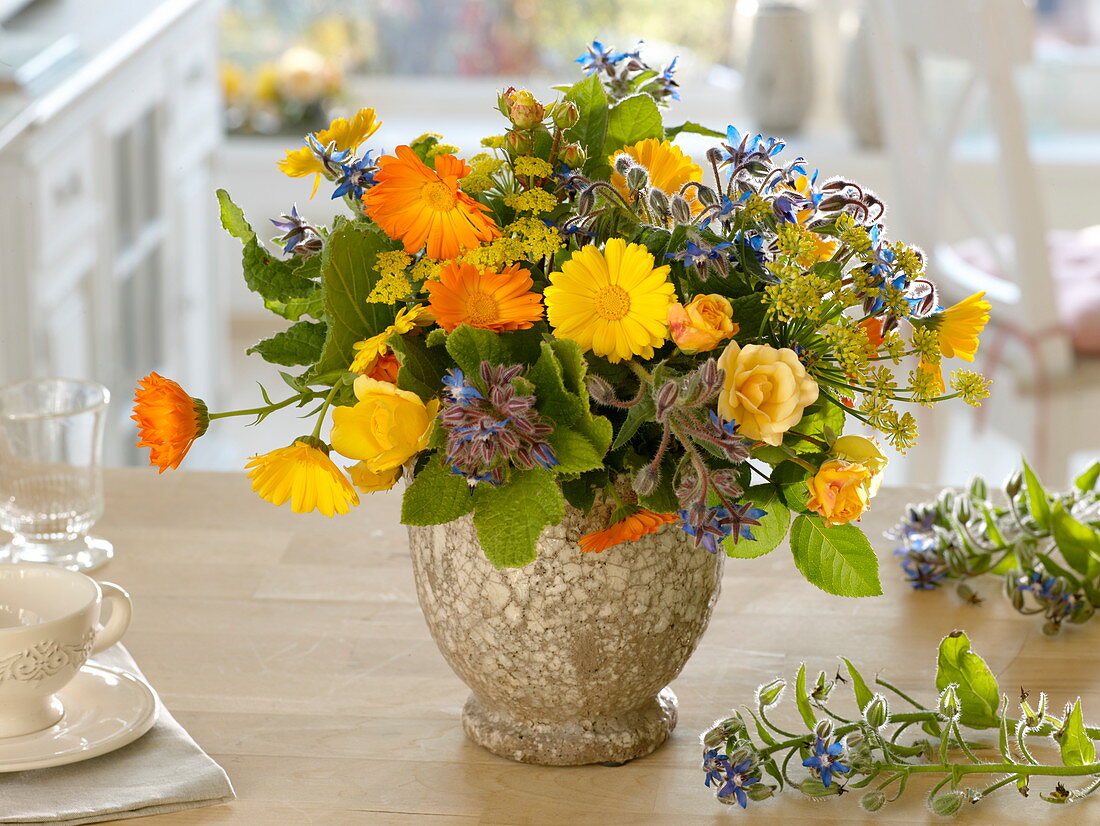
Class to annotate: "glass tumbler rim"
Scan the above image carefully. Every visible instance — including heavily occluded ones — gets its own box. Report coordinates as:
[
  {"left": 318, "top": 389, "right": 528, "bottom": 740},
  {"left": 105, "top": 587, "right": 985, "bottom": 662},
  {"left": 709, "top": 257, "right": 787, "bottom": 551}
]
[{"left": 0, "top": 378, "right": 111, "bottom": 422}]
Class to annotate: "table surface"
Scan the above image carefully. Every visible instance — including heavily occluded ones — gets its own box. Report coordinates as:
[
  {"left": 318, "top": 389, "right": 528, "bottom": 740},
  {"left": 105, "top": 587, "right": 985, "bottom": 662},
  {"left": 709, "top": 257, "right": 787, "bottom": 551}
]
[{"left": 11, "top": 469, "right": 1100, "bottom": 825}]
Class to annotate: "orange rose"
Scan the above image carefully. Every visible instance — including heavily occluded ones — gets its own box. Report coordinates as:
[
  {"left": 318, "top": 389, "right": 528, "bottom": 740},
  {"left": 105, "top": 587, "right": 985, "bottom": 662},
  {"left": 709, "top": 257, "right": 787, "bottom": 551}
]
[
  {"left": 807, "top": 459, "right": 872, "bottom": 526},
  {"left": 668, "top": 294, "right": 738, "bottom": 353}
]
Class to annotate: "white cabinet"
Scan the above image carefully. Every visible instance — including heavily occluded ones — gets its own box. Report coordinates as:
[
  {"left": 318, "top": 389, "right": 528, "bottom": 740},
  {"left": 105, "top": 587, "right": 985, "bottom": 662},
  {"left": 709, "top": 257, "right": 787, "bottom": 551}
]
[{"left": 0, "top": 0, "right": 228, "bottom": 466}]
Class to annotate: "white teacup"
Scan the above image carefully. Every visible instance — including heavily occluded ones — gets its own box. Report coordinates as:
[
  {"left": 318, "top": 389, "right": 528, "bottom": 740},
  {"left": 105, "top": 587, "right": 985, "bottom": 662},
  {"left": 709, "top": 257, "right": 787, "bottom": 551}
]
[{"left": 0, "top": 563, "right": 132, "bottom": 738}]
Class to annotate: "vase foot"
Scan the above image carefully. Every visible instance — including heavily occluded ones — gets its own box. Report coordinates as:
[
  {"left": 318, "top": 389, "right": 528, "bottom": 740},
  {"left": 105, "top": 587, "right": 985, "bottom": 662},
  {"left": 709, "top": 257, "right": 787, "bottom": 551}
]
[{"left": 462, "top": 687, "right": 678, "bottom": 766}]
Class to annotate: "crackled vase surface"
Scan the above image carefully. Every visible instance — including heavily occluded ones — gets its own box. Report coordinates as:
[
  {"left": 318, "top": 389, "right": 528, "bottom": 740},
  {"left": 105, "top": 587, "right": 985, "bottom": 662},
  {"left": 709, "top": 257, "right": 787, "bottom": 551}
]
[{"left": 408, "top": 500, "right": 723, "bottom": 766}]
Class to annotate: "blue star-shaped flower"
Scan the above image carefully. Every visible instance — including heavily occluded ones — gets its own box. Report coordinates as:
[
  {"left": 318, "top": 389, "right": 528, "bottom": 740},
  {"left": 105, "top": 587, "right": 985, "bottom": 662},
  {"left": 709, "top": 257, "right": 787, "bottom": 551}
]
[{"left": 802, "top": 737, "right": 850, "bottom": 788}]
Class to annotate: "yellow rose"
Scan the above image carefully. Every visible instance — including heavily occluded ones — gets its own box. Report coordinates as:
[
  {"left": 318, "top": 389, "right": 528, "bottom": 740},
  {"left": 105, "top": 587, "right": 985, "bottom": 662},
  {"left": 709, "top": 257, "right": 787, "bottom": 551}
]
[
  {"left": 668, "top": 294, "right": 739, "bottom": 353},
  {"left": 346, "top": 461, "right": 400, "bottom": 493},
  {"left": 330, "top": 377, "right": 439, "bottom": 472},
  {"left": 831, "top": 434, "right": 889, "bottom": 498},
  {"left": 715, "top": 342, "right": 819, "bottom": 446},
  {"left": 807, "top": 460, "right": 872, "bottom": 526}
]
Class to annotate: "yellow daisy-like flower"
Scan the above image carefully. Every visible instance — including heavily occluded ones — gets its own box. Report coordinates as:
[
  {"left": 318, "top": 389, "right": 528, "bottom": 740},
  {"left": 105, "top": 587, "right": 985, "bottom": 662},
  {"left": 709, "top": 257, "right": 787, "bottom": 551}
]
[
  {"left": 349, "top": 304, "right": 434, "bottom": 374},
  {"left": 278, "top": 107, "right": 382, "bottom": 196},
  {"left": 544, "top": 238, "right": 675, "bottom": 363},
  {"left": 609, "top": 138, "right": 702, "bottom": 203},
  {"left": 935, "top": 292, "right": 991, "bottom": 362},
  {"left": 245, "top": 440, "right": 359, "bottom": 517}
]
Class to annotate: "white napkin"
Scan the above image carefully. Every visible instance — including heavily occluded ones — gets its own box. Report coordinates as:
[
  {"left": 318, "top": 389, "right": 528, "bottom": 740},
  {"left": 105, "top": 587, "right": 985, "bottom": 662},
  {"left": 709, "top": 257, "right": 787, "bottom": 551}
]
[{"left": 0, "top": 646, "right": 234, "bottom": 825}]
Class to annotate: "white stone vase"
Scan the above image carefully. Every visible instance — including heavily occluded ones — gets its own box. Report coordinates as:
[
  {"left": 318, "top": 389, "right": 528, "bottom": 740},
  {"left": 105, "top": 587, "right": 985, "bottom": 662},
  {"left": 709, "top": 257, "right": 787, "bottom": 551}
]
[{"left": 407, "top": 500, "right": 723, "bottom": 766}]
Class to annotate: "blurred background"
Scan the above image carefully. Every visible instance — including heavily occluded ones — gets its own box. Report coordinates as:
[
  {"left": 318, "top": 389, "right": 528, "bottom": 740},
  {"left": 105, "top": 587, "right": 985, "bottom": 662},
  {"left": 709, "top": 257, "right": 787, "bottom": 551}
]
[{"left": 1, "top": 0, "right": 1098, "bottom": 488}]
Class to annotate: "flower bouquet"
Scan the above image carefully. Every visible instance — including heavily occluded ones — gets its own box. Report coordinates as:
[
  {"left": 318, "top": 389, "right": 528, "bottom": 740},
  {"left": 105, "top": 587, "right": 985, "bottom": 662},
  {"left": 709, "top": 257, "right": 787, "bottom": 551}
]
[{"left": 133, "top": 42, "right": 991, "bottom": 764}]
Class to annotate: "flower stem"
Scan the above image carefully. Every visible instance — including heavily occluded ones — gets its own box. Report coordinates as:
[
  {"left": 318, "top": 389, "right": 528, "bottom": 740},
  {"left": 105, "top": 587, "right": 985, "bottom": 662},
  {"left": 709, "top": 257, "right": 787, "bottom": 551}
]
[
  {"left": 208, "top": 391, "right": 317, "bottom": 421},
  {"left": 310, "top": 384, "right": 343, "bottom": 441}
]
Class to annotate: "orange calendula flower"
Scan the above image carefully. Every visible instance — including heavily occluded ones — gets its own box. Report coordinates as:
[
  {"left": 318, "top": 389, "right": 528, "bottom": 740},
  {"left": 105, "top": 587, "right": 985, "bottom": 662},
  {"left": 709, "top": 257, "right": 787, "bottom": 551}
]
[
  {"left": 578, "top": 508, "right": 678, "bottom": 553},
  {"left": 362, "top": 145, "right": 500, "bottom": 260},
  {"left": 427, "top": 261, "right": 544, "bottom": 333},
  {"left": 278, "top": 107, "right": 382, "bottom": 197},
  {"left": 935, "top": 291, "right": 991, "bottom": 362},
  {"left": 245, "top": 439, "right": 359, "bottom": 517},
  {"left": 859, "top": 317, "right": 885, "bottom": 353},
  {"left": 131, "top": 373, "right": 208, "bottom": 473}
]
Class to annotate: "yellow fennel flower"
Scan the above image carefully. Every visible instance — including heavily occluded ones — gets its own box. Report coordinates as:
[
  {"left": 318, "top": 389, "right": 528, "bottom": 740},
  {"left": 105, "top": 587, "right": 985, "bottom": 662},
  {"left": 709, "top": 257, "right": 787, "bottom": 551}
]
[
  {"left": 245, "top": 439, "right": 359, "bottom": 517},
  {"left": 609, "top": 138, "right": 701, "bottom": 203},
  {"left": 278, "top": 107, "right": 382, "bottom": 195},
  {"left": 934, "top": 292, "right": 991, "bottom": 362},
  {"left": 544, "top": 238, "right": 675, "bottom": 363}
]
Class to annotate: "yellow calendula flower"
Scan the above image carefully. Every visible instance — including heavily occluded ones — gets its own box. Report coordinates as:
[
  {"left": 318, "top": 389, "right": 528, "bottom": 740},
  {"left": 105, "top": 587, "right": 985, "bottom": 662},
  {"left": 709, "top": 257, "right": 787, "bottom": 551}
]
[
  {"left": 544, "top": 238, "right": 675, "bottom": 363},
  {"left": 330, "top": 378, "right": 439, "bottom": 471},
  {"left": 278, "top": 107, "right": 382, "bottom": 196},
  {"left": 610, "top": 138, "right": 702, "bottom": 203},
  {"left": 349, "top": 304, "right": 434, "bottom": 374},
  {"left": 245, "top": 439, "right": 359, "bottom": 517},
  {"left": 934, "top": 292, "right": 991, "bottom": 362}
]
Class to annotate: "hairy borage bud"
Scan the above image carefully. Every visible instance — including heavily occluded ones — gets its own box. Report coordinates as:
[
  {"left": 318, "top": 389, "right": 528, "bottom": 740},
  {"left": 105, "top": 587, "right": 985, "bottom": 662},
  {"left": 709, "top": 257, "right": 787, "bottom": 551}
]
[
  {"left": 670, "top": 195, "right": 692, "bottom": 225},
  {"left": 863, "top": 694, "right": 889, "bottom": 729},
  {"left": 625, "top": 165, "right": 649, "bottom": 191},
  {"left": 613, "top": 153, "right": 635, "bottom": 175},
  {"left": 756, "top": 678, "right": 785, "bottom": 708}
]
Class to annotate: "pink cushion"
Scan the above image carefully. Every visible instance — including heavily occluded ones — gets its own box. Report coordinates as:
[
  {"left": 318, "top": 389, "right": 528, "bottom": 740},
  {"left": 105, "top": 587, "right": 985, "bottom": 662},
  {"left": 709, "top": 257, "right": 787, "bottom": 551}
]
[{"left": 952, "top": 227, "right": 1100, "bottom": 356}]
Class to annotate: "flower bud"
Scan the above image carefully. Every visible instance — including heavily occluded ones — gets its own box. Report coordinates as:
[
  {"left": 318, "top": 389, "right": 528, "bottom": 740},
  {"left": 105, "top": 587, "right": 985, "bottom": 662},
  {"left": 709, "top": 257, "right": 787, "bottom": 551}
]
[
  {"left": 502, "top": 88, "right": 545, "bottom": 129},
  {"left": 702, "top": 716, "right": 743, "bottom": 748},
  {"left": 648, "top": 187, "right": 671, "bottom": 220},
  {"left": 625, "top": 165, "right": 649, "bottom": 191},
  {"left": 1042, "top": 619, "right": 1061, "bottom": 636},
  {"left": 814, "top": 720, "right": 833, "bottom": 741},
  {"left": 969, "top": 475, "right": 988, "bottom": 500},
  {"left": 696, "top": 185, "right": 718, "bottom": 208},
  {"left": 504, "top": 128, "right": 534, "bottom": 156},
  {"left": 756, "top": 678, "right": 786, "bottom": 709},
  {"left": 863, "top": 694, "right": 889, "bottom": 729},
  {"left": 585, "top": 375, "right": 617, "bottom": 406},
  {"left": 633, "top": 462, "right": 660, "bottom": 496},
  {"left": 799, "top": 777, "right": 836, "bottom": 797},
  {"left": 706, "top": 147, "right": 724, "bottom": 166},
  {"left": 860, "top": 790, "right": 887, "bottom": 812},
  {"left": 938, "top": 683, "right": 961, "bottom": 720},
  {"left": 1010, "top": 586, "right": 1026, "bottom": 612},
  {"left": 746, "top": 784, "right": 775, "bottom": 802},
  {"left": 654, "top": 380, "right": 681, "bottom": 421},
  {"left": 551, "top": 100, "right": 579, "bottom": 130},
  {"left": 560, "top": 143, "right": 586, "bottom": 169},
  {"left": 930, "top": 791, "right": 965, "bottom": 816},
  {"left": 710, "top": 469, "right": 744, "bottom": 501},
  {"left": 1069, "top": 600, "right": 1095, "bottom": 624},
  {"left": 1005, "top": 470, "right": 1023, "bottom": 498},
  {"left": 576, "top": 186, "right": 597, "bottom": 215},
  {"left": 613, "top": 153, "right": 635, "bottom": 175},
  {"left": 727, "top": 747, "right": 751, "bottom": 767},
  {"left": 670, "top": 195, "right": 692, "bottom": 224}
]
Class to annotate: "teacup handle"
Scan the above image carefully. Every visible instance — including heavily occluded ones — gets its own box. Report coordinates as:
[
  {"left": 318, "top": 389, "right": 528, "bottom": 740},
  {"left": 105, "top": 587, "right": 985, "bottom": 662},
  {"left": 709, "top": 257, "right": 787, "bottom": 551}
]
[{"left": 91, "top": 582, "right": 133, "bottom": 655}]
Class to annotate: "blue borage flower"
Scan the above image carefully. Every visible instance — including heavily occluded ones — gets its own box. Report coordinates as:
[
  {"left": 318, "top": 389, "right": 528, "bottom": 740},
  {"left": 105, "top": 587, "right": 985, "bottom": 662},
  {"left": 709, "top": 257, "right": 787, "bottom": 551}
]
[
  {"left": 702, "top": 749, "right": 759, "bottom": 808},
  {"left": 332, "top": 150, "right": 379, "bottom": 200},
  {"left": 802, "top": 737, "right": 849, "bottom": 788},
  {"left": 269, "top": 204, "right": 320, "bottom": 256},
  {"left": 665, "top": 239, "right": 732, "bottom": 269},
  {"left": 442, "top": 369, "right": 483, "bottom": 406},
  {"left": 902, "top": 559, "right": 947, "bottom": 590},
  {"left": 575, "top": 40, "right": 624, "bottom": 75},
  {"left": 679, "top": 503, "right": 767, "bottom": 553},
  {"left": 304, "top": 133, "right": 352, "bottom": 178}
]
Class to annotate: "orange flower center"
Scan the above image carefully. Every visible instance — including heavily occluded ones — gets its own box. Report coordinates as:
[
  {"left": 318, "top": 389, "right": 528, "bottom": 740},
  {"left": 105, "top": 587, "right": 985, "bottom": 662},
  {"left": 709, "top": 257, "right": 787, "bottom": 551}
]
[
  {"left": 421, "top": 180, "right": 456, "bottom": 211},
  {"left": 464, "top": 290, "right": 501, "bottom": 326},
  {"left": 593, "top": 285, "right": 630, "bottom": 321}
]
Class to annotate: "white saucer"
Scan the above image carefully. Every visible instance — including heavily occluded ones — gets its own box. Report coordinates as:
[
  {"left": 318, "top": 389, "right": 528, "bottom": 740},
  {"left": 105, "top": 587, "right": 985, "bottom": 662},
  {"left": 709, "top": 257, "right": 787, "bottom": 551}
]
[{"left": 0, "top": 664, "right": 158, "bottom": 772}]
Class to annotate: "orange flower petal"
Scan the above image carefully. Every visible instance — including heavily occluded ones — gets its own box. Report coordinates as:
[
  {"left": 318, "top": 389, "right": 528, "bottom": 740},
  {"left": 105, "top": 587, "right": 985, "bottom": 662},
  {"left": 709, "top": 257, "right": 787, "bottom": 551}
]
[
  {"left": 131, "top": 373, "right": 207, "bottom": 473},
  {"left": 578, "top": 509, "right": 678, "bottom": 553}
]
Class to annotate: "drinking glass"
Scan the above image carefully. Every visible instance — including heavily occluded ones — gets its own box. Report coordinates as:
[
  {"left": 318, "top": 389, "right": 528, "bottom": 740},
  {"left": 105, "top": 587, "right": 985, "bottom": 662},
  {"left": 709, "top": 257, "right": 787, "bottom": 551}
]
[{"left": 0, "top": 379, "right": 113, "bottom": 571}]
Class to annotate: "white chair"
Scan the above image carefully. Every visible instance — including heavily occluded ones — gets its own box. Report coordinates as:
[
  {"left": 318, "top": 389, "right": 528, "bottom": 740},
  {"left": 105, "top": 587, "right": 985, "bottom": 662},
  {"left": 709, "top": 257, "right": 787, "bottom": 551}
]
[{"left": 865, "top": 0, "right": 1100, "bottom": 485}]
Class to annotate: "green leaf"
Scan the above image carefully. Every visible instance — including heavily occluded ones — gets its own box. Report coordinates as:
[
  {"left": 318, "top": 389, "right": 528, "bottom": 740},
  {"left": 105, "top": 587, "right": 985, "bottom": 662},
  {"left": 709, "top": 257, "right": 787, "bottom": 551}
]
[
  {"left": 564, "top": 73, "right": 609, "bottom": 176},
  {"left": 401, "top": 456, "right": 474, "bottom": 526},
  {"left": 389, "top": 333, "right": 448, "bottom": 403},
  {"left": 772, "top": 461, "right": 813, "bottom": 511},
  {"left": 789, "top": 515, "right": 883, "bottom": 597},
  {"left": 444, "top": 325, "right": 510, "bottom": 378},
  {"left": 473, "top": 467, "right": 565, "bottom": 567},
  {"left": 665, "top": 121, "right": 725, "bottom": 140},
  {"left": 547, "top": 428, "right": 604, "bottom": 476},
  {"left": 264, "top": 289, "right": 326, "bottom": 322},
  {"left": 528, "top": 341, "right": 587, "bottom": 426},
  {"left": 246, "top": 320, "right": 326, "bottom": 367},
  {"left": 1057, "top": 699, "right": 1096, "bottom": 766},
  {"left": 312, "top": 222, "right": 399, "bottom": 378},
  {"left": 794, "top": 663, "right": 817, "bottom": 729},
  {"left": 1050, "top": 501, "right": 1100, "bottom": 576},
  {"left": 1021, "top": 457, "right": 1051, "bottom": 530},
  {"left": 935, "top": 631, "right": 1001, "bottom": 729},
  {"left": 841, "top": 657, "right": 874, "bottom": 712},
  {"left": 730, "top": 293, "right": 769, "bottom": 342},
  {"left": 561, "top": 472, "right": 603, "bottom": 513},
  {"left": 725, "top": 485, "right": 789, "bottom": 558},
  {"left": 1075, "top": 462, "right": 1100, "bottom": 493},
  {"left": 603, "top": 93, "right": 664, "bottom": 158},
  {"left": 786, "top": 399, "right": 844, "bottom": 454},
  {"left": 216, "top": 188, "right": 254, "bottom": 242},
  {"left": 575, "top": 414, "right": 613, "bottom": 459},
  {"left": 611, "top": 396, "right": 656, "bottom": 451}
]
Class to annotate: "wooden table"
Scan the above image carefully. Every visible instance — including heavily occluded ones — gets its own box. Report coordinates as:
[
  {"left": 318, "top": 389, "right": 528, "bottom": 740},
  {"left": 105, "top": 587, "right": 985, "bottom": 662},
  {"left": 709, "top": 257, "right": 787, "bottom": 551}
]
[{"left": 25, "top": 470, "right": 1100, "bottom": 824}]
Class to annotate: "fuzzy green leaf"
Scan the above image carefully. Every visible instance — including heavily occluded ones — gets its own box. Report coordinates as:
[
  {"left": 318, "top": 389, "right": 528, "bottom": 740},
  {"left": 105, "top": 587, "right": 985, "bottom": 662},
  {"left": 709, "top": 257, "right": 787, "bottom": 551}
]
[
  {"left": 401, "top": 456, "right": 474, "bottom": 526},
  {"left": 611, "top": 396, "right": 656, "bottom": 451},
  {"left": 389, "top": 333, "right": 448, "bottom": 403},
  {"left": 789, "top": 514, "right": 882, "bottom": 597},
  {"left": 312, "top": 222, "right": 399, "bottom": 378},
  {"left": 444, "top": 325, "right": 510, "bottom": 378},
  {"left": 216, "top": 188, "right": 254, "bottom": 242},
  {"left": 665, "top": 121, "right": 725, "bottom": 140},
  {"left": 246, "top": 320, "right": 326, "bottom": 367},
  {"left": 794, "top": 663, "right": 817, "bottom": 729},
  {"left": 935, "top": 631, "right": 1001, "bottom": 729},
  {"left": 564, "top": 73, "right": 609, "bottom": 177},
  {"left": 1050, "top": 501, "right": 1100, "bottom": 577},
  {"left": 1021, "top": 457, "right": 1051, "bottom": 530},
  {"left": 473, "top": 467, "right": 565, "bottom": 568},
  {"left": 603, "top": 93, "right": 664, "bottom": 158},
  {"left": 547, "top": 428, "right": 604, "bottom": 476},
  {"left": 725, "top": 485, "right": 789, "bottom": 558},
  {"left": 528, "top": 341, "right": 587, "bottom": 426},
  {"left": 1057, "top": 699, "right": 1097, "bottom": 767},
  {"left": 264, "top": 289, "right": 326, "bottom": 322},
  {"left": 841, "top": 657, "right": 875, "bottom": 713}
]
